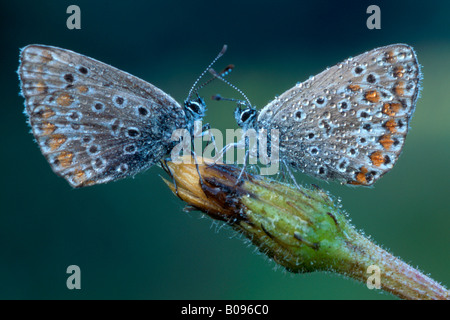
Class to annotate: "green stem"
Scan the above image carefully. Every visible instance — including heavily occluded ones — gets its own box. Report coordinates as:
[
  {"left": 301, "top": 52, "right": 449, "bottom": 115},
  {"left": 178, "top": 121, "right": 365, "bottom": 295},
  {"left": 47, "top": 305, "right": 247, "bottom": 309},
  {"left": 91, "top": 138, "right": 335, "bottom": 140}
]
[
  {"left": 333, "top": 229, "right": 449, "bottom": 300},
  {"left": 162, "top": 158, "right": 449, "bottom": 300}
]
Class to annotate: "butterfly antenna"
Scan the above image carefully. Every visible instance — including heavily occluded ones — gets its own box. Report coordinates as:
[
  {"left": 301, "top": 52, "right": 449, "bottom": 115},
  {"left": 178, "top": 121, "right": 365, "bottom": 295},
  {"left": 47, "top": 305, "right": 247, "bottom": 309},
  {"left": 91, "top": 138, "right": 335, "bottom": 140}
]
[
  {"left": 211, "top": 94, "right": 248, "bottom": 107},
  {"left": 209, "top": 68, "right": 252, "bottom": 108},
  {"left": 186, "top": 44, "right": 228, "bottom": 101},
  {"left": 193, "top": 65, "right": 234, "bottom": 96}
]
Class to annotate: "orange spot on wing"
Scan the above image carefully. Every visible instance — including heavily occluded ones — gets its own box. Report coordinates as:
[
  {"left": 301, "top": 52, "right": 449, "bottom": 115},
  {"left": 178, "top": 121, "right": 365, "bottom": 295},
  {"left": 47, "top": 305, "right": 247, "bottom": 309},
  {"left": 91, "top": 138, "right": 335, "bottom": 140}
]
[
  {"left": 385, "top": 51, "right": 397, "bottom": 63},
  {"left": 347, "top": 84, "right": 361, "bottom": 91},
  {"left": 78, "top": 85, "right": 88, "bottom": 93},
  {"left": 42, "top": 108, "right": 55, "bottom": 119},
  {"left": 71, "top": 170, "right": 96, "bottom": 187},
  {"left": 351, "top": 167, "right": 368, "bottom": 185},
  {"left": 72, "top": 169, "right": 86, "bottom": 185},
  {"left": 81, "top": 180, "right": 96, "bottom": 187},
  {"left": 382, "top": 103, "right": 401, "bottom": 116},
  {"left": 393, "top": 66, "right": 404, "bottom": 78},
  {"left": 34, "top": 106, "right": 55, "bottom": 119},
  {"left": 370, "top": 151, "right": 384, "bottom": 167},
  {"left": 41, "top": 122, "right": 56, "bottom": 135},
  {"left": 394, "top": 81, "right": 405, "bottom": 96},
  {"left": 48, "top": 134, "right": 67, "bottom": 151},
  {"left": 36, "top": 80, "right": 47, "bottom": 93},
  {"left": 385, "top": 119, "right": 398, "bottom": 133},
  {"left": 57, "top": 151, "right": 73, "bottom": 168},
  {"left": 379, "top": 134, "right": 394, "bottom": 150},
  {"left": 40, "top": 50, "right": 53, "bottom": 63},
  {"left": 365, "top": 90, "right": 380, "bottom": 103},
  {"left": 56, "top": 93, "right": 74, "bottom": 106}
]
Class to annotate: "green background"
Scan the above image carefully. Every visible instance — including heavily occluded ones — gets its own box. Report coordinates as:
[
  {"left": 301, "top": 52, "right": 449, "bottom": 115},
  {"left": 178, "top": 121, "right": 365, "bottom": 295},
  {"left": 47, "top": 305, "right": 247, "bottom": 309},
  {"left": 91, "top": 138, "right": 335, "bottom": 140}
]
[{"left": 1, "top": 0, "right": 449, "bottom": 299}]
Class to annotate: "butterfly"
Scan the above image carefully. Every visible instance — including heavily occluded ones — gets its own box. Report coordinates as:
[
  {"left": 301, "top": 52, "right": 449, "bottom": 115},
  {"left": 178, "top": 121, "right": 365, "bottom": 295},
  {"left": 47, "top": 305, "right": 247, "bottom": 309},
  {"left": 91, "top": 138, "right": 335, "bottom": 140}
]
[
  {"left": 19, "top": 44, "right": 226, "bottom": 187},
  {"left": 229, "top": 44, "right": 421, "bottom": 186}
]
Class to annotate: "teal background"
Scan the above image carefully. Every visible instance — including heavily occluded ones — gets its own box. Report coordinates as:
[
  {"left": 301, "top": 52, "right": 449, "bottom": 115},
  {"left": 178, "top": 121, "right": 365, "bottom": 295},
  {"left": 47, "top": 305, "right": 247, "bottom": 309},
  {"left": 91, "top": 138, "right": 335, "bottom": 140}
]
[{"left": 0, "top": 0, "right": 449, "bottom": 299}]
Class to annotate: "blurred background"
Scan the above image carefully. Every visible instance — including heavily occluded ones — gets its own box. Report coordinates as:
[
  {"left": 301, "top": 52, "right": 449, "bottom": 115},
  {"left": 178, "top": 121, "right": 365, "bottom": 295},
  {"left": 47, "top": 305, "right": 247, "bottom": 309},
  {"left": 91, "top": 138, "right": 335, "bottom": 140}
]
[{"left": 0, "top": 0, "right": 449, "bottom": 299}]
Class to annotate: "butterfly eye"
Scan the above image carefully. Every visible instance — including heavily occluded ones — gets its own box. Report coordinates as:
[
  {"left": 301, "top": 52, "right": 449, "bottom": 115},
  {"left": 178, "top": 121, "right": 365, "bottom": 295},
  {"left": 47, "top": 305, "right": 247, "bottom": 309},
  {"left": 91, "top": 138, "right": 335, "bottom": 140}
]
[
  {"left": 240, "top": 109, "right": 255, "bottom": 123},
  {"left": 186, "top": 101, "right": 201, "bottom": 115}
]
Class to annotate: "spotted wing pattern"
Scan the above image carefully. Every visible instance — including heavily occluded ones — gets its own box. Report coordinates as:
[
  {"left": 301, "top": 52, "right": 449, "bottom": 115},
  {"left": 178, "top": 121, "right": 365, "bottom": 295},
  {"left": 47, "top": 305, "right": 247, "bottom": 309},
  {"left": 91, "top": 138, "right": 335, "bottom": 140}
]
[
  {"left": 257, "top": 44, "right": 421, "bottom": 185},
  {"left": 19, "top": 45, "right": 186, "bottom": 187}
]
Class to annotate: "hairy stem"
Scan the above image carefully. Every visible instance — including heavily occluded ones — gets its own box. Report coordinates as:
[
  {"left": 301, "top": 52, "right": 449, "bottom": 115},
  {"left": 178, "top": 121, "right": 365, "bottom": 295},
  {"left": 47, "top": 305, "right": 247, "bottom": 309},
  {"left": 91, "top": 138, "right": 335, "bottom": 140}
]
[{"left": 161, "top": 157, "right": 449, "bottom": 300}]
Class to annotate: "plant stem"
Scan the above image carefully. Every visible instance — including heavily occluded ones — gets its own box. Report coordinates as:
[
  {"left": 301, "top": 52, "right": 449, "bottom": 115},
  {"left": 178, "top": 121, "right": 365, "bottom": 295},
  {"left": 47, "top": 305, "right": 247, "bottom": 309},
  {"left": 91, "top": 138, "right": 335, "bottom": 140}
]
[
  {"left": 161, "top": 157, "right": 449, "bottom": 300},
  {"left": 334, "top": 229, "right": 449, "bottom": 300}
]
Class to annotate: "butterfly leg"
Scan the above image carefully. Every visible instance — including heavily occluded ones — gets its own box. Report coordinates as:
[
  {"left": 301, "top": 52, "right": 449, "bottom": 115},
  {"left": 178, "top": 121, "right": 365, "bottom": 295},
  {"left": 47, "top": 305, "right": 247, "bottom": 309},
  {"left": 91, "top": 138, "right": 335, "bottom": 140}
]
[
  {"left": 233, "top": 134, "right": 253, "bottom": 184},
  {"left": 201, "top": 122, "right": 218, "bottom": 155},
  {"left": 282, "top": 160, "right": 311, "bottom": 198},
  {"left": 189, "top": 143, "right": 206, "bottom": 190},
  {"left": 282, "top": 161, "right": 300, "bottom": 189},
  {"left": 236, "top": 147, "right": 250, "bottom": 184},
  {"left": 208, "top": 141, "right": 239, "bottom": 168}
]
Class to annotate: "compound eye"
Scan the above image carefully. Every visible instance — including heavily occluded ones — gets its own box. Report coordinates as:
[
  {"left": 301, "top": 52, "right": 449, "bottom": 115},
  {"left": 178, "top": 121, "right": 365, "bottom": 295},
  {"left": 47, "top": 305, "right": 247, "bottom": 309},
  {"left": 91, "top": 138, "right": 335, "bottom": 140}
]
[
  {"left": 186, "top": 101, "right": 201, "bottom": 114},
  {"left": 240, "top": 109, "right": 254, "bottom": 123}
]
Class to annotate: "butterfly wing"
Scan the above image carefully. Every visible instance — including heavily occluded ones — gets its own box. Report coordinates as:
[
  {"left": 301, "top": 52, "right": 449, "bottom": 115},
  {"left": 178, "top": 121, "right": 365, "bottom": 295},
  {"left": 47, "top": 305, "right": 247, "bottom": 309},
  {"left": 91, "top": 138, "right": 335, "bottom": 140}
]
[
  {"left": 257, "top": 44, "right": 421, "bottom": 185},
  {"left": 19, "top": 45, "right": 186, "bottom": 187}
]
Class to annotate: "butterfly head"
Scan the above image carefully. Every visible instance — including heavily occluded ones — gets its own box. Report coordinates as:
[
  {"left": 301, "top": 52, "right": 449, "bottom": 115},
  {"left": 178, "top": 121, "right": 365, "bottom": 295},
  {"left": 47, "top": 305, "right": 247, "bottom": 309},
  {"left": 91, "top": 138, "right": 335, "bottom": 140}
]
[
  {"left": 184, "top": 95, "right": 206, "bottom": 122},
  {"left": 235, "top": 105, "right": 258, "bottom": 131}
]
